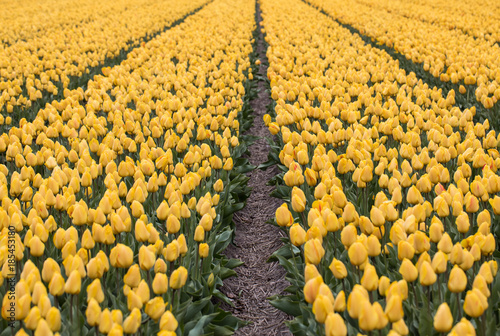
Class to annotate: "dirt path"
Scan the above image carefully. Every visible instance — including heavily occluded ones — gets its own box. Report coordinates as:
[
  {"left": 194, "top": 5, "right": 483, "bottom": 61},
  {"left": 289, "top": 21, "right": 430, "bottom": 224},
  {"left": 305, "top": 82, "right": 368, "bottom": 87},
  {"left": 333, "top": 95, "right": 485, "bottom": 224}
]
[{"left": 220, "top": 4, "right": 292, "bottom": 336}]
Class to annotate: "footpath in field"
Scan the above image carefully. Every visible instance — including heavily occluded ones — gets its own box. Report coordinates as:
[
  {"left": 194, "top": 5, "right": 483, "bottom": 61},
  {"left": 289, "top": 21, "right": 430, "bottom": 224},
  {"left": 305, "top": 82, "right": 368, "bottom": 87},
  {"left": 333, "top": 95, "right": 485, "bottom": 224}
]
[{"left": 221, "top": 5, "right": 292, "bottom": 336}]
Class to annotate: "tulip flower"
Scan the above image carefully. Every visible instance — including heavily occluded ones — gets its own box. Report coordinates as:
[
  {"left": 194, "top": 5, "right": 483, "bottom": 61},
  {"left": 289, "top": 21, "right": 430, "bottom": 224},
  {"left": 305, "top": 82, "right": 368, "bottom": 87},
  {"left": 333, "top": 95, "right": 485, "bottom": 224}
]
[
  {"left": 433, "top": 303, "right": 453, "bottom": 332},
  {"left": 160, "top": 311, "right": 178, "bottom": 331},
  {"left": 86, "top": 298, "right": 101, "bottom": 327},
  {"left": 145, "top": 297, "right": 166, "bottom": 321},
  {"left": 313, "top": 294, "right": 333, "bottom": 323},
  {"left": 419, "top": 261, "right": 437, "bottom": 286},
  {"left": 304, "top": 238, "right": 325, "bottom": 265},
  {"left": 385, "top": 294, "right": 404, "bottom": 322},
  {"left": 276, "top": 203, "right": 293, "bottom": 227},
  {"left": 399, "top": 258, "right": 418, "bottom": 282},
  {"left": 361, "top": 264, "right": 378, "bottom": 291},
  {"left": 304, "top": 276, "right": 323, "bottom": 304},
  {"left": 348, "top": 242, "right": 368, "bottom": 266},
  {"left": 109, "top": 244, "right": 133, "bottom": 268},
  {"left": 170, "top": 266, "right": 188, "bottom": 289},
  {"left": 45, "top": 307, "right": 61, "bottom": 332},
  {"left": 329, "top": 258, "right": 347, "bottom": 279},
  {"left": 325, "top": 312, "right": 347, "bottom": 336},
  {"left": 463, "top": 289, "right": 487, "bottom": 318},
  {"left": 64, "top": 270, "right": 81, "bottom": 295},
  {"left": 123, "top": 308, "right": 141, "bottom": 334}
]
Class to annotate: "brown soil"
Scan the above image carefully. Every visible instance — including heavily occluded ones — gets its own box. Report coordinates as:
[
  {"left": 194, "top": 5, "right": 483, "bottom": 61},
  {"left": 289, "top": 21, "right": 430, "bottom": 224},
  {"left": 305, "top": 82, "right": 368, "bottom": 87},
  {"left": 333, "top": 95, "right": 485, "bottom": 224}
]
[{"left": 220, "top": 5, "right": 292, "bottom": 336}]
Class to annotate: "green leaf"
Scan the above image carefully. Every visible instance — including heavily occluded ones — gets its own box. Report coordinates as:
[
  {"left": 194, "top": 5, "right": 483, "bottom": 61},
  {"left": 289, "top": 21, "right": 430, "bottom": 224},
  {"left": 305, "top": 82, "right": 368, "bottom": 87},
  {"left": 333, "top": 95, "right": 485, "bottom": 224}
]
[
  {"left": 186, "top": 314, "right": 217, "bottom": 336},
  {"left": 418, "top": 305, "right": 433, "bottom": 336},
  {"left": 269, "top": 296, "right": 302, "bottom": 317},
  {"left": 184, "top": 297, "right": 210, "bottom": 322}
]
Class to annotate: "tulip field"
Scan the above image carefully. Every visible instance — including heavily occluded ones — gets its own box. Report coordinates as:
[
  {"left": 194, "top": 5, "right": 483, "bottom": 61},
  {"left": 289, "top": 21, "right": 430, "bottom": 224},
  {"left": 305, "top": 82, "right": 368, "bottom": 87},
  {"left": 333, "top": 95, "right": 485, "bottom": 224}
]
[{"left": 0, "top": 0, "right": 499, "bottom": 334}]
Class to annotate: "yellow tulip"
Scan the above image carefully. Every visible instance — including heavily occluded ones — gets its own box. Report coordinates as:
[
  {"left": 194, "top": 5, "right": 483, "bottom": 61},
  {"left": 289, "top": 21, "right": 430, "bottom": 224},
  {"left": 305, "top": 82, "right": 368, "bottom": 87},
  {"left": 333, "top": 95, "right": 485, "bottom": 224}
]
[
  {"left": 360, "top": 264, "right": 378, "bottom": 291},
  {"left": 170, "top": 266, "right": 188, "bottom": 289},
  {"left": 329, "top": 258, "right": 347, "bottom": 279},
  {"left": 145, "top": 297, "right": 165, "bottom": 321},
  {"left": 159, "top": 310, "right": 178, "bottom": 331},
  {"left": 399, "top": 258, "right": 418, "bottom": 282},
  {"left": 304, "top": 238, "right": 325, "bottom": 265},
  {"left": 109, "top": 244, "right": 133, "bottom": 268},
  {"left": 419, "top": 261, "right": 437, "bottom": 286},
  {"left": 433, "top": 303, "right": 453, "bottom": 332},
  {"left": 304, "top": 275, "right": 323, "bottom": 304},
  {"left": 385, "top": 294, "right": 404, "bottom": 322},
  {"left": 45, "top": 307, "right": 61, "bottom": 332},
  {"left": 86, "top": 298, "right": 101, "bottom": 327},
  {"left": 313, "top": 294, "right": 333, "bottom": 323},
  {"left": 123, "top": 308, "right": 141, "bottom": 334},
  {"left": 463, "top": 289, "right": 487, "bottom": 318},
  {"left": 64, "top": 270, "right": 81, "bottom": 295},
  {"left": 325, "top": 312, "right": 347, "bottom": 336},
  {"left": 276, "top": 203, "right": 293, "bottom": 227},
  {"left": 348, "top": 242, "right": 368, "bottom": 266}
]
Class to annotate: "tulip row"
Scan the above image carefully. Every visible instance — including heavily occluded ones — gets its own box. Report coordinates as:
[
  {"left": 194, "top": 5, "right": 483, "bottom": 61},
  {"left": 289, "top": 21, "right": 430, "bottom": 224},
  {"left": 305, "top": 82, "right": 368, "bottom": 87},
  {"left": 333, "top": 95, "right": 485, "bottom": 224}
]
[
  {"left": 0, "top": 0, "right": 208, "bottom": 124},
  {"left": 353, "top": 0, "right": 500, "bottom": 43},
  {"left": 303, "top": 0, "right": 500, "bottom": 114},
  {"left": 260, "top": 0, "right": 500, "bottom": 335},
  {"left": 0, "top": 0, "right": 256, "bottom": 334}
]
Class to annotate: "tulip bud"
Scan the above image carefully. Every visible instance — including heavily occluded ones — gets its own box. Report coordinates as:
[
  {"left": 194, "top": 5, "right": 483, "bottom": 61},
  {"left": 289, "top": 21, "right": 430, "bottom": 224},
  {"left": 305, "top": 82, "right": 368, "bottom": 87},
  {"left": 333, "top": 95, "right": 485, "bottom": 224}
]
[
  {"left": 170, "top": 267, "right": 188, "bottom": 289},
  {"left": 399, "top": 258, "right": 418, "bottom": 282},
  {"left": 86, "top": 298, "right": 101, "bottom": 327},
  {"left": 194, "top": 225, "right": 205, "bottom": 242},
  {"left": 340, "top": 224, "right": 357, "bottom": 248},
  {"left": 392, "top": 319, "right": 409, "bottom": 335},
  {"left": 199, "top": 243, "right": 209, "bottom": 258},
  {"left": 325, "top": 312, "right": 347, "bottom": 336},
  {"left": 64, "top": 270, "right": 81, "bottom": 294},
  {"left": 361, "top": 264, "right": 378, "bottom": 291},
  {"left": 456, "top": 212, "right": 470, "bottom": 234},
  {"left": 463, "top": 289, "right": 487, "bottom": 318},
  {"left": 472, "top": 274, "right": 490, "bottom": 298},
  {"left": 48, "top": 273, "right": 65, "bottom": 296},
  {"left": 478, "top": 263, "right": 493, "bottom": 284},
  {"left": 433, "top": 303, "right": 453, "bottom": 332},
  {"left": 109, "top": 244, "right": 133, "bottom": 268},
  {"left": 45, "top": 307, "right": 61, "bottom": 332},
  {"left": 397, "top": 240, "right": 415, "bottom": 260},
  {"left": 34, "top": 319, "right": 52, "bottom": 336},
  {"left": 166, "top": 215, "right": 180, "bottom": 234},
  {"left": 139, "top": 246, "right": 156, "bottom": 271},
  {"left": 24, "top": 306, "right": 41, "bottom": 330},
  {"left": 419, "top": 261, "right": 437, "bottom": 286},
  {"left": 123, "top": 308, "right": 141, "bottom": 334},
  {"left": 159, "top": 310, "right": 178, "bottom": 331},
  {"left": 145, "top": 297, "right": 165, "bottom": 321},
  {"left": 304, "top": 276, "right": 323, "bottom": 304},
  {"left": 98, "top": 309, "right": 113, "bottom": 334},
  {"left": 431, "top": 251, "right": 448, "bottom": 274},
  {"left": 333, "top": 290, "right": 346, "bottom": 312},
  {"left": 124, "top": 264, "right": 141, "bottom": 288},
  {"left": 348, "top": 242, "right": 367, "bottom": 266},
  {"left": 385, "top": 294, "right": 404, "bottom": 322},
  {"left": 153, "top": 273, "right": 168, "bottom": 295},
  {"left": 329, "top": 258, "right": 347, "bottom": 279},
  {"left": 304, "top": 239, "right": 325, "bottom": 265},
  {"left": 313, "top": 294, "right": 333, "bottom": 323},
  {"left": 29, "top": 236, "right": 45, "bottom": 257},
  {"left": 276, "top": 204, "right": 293, "bottom": 227},
  {"left": 157, "top": 201, "right": 169, "bottom": 221},
  {"left": 304, "top": 264, "right": 320, "bottom": 283},
  {"left": 347, "top": 286, "right": 368, "bottom": 319},
  {"left": 358, "top": 300, "right": 377, "bottom": 332}
]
